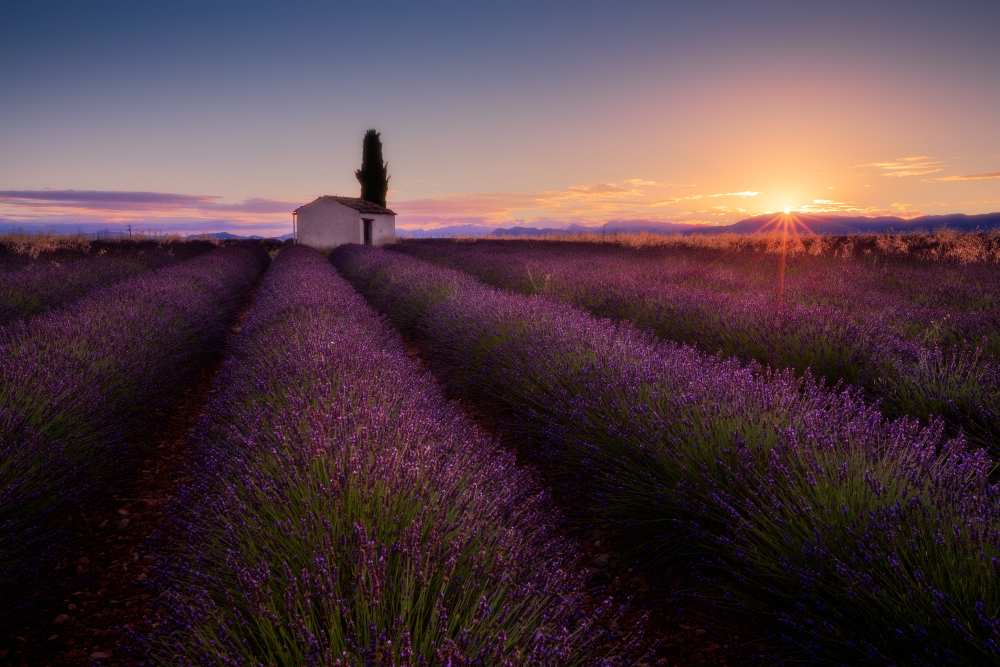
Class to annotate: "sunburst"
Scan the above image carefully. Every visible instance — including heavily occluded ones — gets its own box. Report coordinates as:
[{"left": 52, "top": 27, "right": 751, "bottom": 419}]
[{"left": 750, "top": 211, "right": 817, "bottom": 300}]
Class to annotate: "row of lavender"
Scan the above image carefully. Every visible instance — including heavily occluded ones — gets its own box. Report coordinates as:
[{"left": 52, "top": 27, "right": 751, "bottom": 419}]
[
  {"left": 410, "top": 239, "right": 1000, "bottom": 333},
  {"left": 393, "top": 240, "right": 1000, "bottom": 362},
  {"left": 146, "top": 245, "right": 632, "bottom": 664},
  {"left": 0, "top": 245, "right": 268, "bottom": 611},
  {"left": 397, "top": 240, "right": 1000, "bottom": 453},
  {"left": 0, "top": 240, "right": 214, "bottom": 326},
  {"left": 334, "top": 246, "right": 999, "bottom": 665}
]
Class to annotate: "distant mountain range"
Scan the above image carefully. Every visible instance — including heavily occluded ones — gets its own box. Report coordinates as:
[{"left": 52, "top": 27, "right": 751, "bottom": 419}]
[
  {"left": 398, "top": 212, "right": 1000, "bottom": 239},
  {"left": 6, "top": 214, "right": 997, "bottom": 242},
  {"left": 187, "top": 231, "right": 262, "bottom": 240},
  {"left": 186, "top": 231, "right": 293, "bottom": 241},
  {"left": 397, "top": 221, "right": 701, "bottom": 238}
]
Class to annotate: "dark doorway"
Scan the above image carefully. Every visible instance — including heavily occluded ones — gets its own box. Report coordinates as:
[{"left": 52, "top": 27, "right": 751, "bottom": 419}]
[{"left": 363, "top": 218, "right": 373, "bottom": 246}]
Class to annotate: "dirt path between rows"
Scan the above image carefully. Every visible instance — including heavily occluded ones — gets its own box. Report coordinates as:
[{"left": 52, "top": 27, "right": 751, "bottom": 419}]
[
  {"left": 4, "top": 261, "right": 758, "bottom": 665},
  {"left": 2, "top": 368, "right": 216, "bottom": 665},
  {"left": 2, "top": 293, "right": 259, "bottom": 667},
  {"left": 396, "top": 339, "right": 763, "bottom": 665}
]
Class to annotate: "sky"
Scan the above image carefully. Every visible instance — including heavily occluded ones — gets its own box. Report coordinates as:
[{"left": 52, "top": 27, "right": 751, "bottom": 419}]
[{"left": 2, "top": 0, "right": 1000, "bottom": 237}]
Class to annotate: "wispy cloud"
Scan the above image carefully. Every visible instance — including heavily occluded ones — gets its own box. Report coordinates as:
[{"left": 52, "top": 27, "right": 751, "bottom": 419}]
[
  {"left": 0, "top": 189, "right": 297, "bottom": 214},
  {"left": 393, "top": 180, "right": 766, "bottom": 228},
  {"left": 932, "top": 171, "right": 1000, "bottom": 182},
  {"left": 0, "top": 189, "right": 297, "bottom": 236},
  {"left": 711, "top": 190, "right": 759, "bottom": 198},
  {"left": 395, "top": 179, "right": 653, "bottom": 226},
  {"left": 0, "top": 182, "right": 777, "bottom": 235},
  {"left": 888, "top": 202, "right": 922, "bottom": 216},
  {"left": 0, "top": 190, "right": 209, "bottom": 206},
  {"left": 565, "top": 183, "right": 629, "bottom": 194},
  {"left": 393, "top": 192, "right": 542, "bottom": 218},
  {"left": 858, "top": 155, "right": 944, "bottom": 178},
  {"left": 796, "top": 198, "right": 869, "bottom": 214},
  {"left": 649, "top": 190, "right": 759, "bottom": 207},
  {"left": 787, "top": 198, "right": 923, "bottom": 218}
]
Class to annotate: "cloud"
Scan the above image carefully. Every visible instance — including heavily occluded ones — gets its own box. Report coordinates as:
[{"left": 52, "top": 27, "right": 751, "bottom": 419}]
[
  {"left": 0, "top": 189, "right": 297, "bottom": 214},
  {"left": 203, "top": 197, "right": 298, "bottom": 214},
  {"left": 393, "top": 178, "right": 668, "bottom": 226},
  {"left": 889, "top": 202, "right": 922, "bottom": 217},
  {"left": 0, "top": 188, "right": 296, "bottom": 236},
  {"left": 711, "top": 191, "right": 759, "bottom": 198},
  {"left": 0, "top": 189, "right": 214, "bottom": 211},
  {"left": 0, "top": 181, "right": 775, "bottom": 236},
  {"left": 796, "top": 199, "right": 867, "bottom": 213},
  {"left": 565, "top": 183, "right": 628, "bottom": 194},
  {"left": 540, "top": 181, "right": 657, "bottom": 206},
  {"left": 5, "top": 180, "right": 754, "bottom": 234},
  {"left": 858, "top": 155, "right": 944, "bottom": 178},
  {"left": 0, "top": 190, "right": 210, "bottom": 206},
  {"left": 394, "top": 193, "right": 542, "bottom": 217},
  {"left": 393, "top": 181, "right": 768, "bottom": 231},
  {"left": 932, "top": 171, "right": 1000, "bottom": 182},
  {"left": 650, "top": 190, "right": 759, "bottom": 207},
  {"left": 775, "top": 198, "right": 924, "bottom": 218},
  {"left": 396, "top": 215, "right": 492, "bottom": 229}
]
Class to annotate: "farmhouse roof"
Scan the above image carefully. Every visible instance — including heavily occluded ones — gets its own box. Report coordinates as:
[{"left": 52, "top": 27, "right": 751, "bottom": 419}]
[{"left": 294, "top": 196, "right": 396, "bottom": 215}]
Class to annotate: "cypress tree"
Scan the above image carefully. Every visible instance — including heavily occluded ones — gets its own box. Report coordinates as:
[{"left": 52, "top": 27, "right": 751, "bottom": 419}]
[{"left": 355, "top": 129, "right": 390, "bottom": 207}]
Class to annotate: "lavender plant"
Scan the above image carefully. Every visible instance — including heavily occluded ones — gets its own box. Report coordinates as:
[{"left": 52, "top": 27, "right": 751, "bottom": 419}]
[
  {"left": 0, "top": 240, "right": 212, "bottom": 326},
  {"left": 334, "top": 245, "right": 1000, "bottom": 665},
  {"left": 0, "top": 244, "right": 267, "bottom": 604},
  {"left": 149, "top": 246, "right": 629, "bottom": 665},
  {"left": 396, "top": 240, "right": 1000, "bottom": 454}
]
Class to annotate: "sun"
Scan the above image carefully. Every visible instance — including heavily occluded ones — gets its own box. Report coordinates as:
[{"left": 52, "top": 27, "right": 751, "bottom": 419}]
[{"left": 783, "top": 205, "right": 792, "bottom": 215}]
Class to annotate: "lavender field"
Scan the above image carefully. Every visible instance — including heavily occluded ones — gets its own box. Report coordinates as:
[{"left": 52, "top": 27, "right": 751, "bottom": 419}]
[
  {"left": 399, "top": 239, "right": 1000, "bottom": 453},
  {"left": 1, "top": 237, "right": 998, "bottom": 665},
  {"left": 0, "top": 239, "right": 214, "bottom": 326}
]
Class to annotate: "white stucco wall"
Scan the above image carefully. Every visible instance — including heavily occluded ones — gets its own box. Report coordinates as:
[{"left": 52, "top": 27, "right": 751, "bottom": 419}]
[
  {"left": 368, "top": 213, "right": 396, "bottom": 246},
  {"left": 295, "top": 200, "right": 395, "bottom": 249},
  {"left": 296, "top": 199, "right": 359, "bottom": 249}
]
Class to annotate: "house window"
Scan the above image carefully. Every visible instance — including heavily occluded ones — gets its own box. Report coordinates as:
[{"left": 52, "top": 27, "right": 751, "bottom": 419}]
[{"left": 363, "top": 218, "right": 373, "bottom": 246}]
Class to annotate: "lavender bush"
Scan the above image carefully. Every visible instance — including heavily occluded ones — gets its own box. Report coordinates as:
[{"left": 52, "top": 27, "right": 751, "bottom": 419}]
[
  {"left": 334, "top": 245, "right": 1000, "bottom": 665},
  {"left": 0, "top": 240, "right": 213, "bottom": 326},
  {"left": 0, "top": 244, "right": 267, "bottom": 602},
  {"left": 149, "top": 246, "right": 629, "bottom": 665},
  {"left": 397, "top": 240, "right": 1000, "bottom": 453}
]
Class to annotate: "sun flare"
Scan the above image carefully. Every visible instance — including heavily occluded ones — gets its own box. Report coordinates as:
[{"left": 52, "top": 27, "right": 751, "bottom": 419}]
[{"left": 783, "top": 206, "right": 792, "bottom": 215}]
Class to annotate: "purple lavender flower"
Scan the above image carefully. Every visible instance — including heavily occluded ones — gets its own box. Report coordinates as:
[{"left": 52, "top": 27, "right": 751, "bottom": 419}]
[
  {"left": 149, "top": 246, "right": 629, "bottom": 664},
  {"left": 395, "top": 239, "right": 1000, "bottom": 455},
  {"left": 0, "top": 244, "right": 267, "bottom": 605},
  {"left": 0, "top": 239, "right": 213, "bottom": 326},
  {"left": 334, "top": 244, "right": 999, "bottom": 665}
]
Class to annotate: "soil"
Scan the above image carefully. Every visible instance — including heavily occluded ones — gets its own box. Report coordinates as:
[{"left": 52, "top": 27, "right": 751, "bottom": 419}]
[
  {"left": 398, "top": 340, "right": 766, "bottom": 665},
  {"left": 0, "top": 363, "right": 219, "bottom": 666},
  {"left": 2, "top": 280, "right": 761, "bottom": 665},
  {"left": 1, "top": 291, "right": 258, "bottom": 666}
]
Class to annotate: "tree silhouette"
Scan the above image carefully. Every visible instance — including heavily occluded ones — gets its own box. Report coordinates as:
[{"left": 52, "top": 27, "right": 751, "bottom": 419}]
[{"left": 355, "top": 129, "right": 390, "bottom": 207}]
